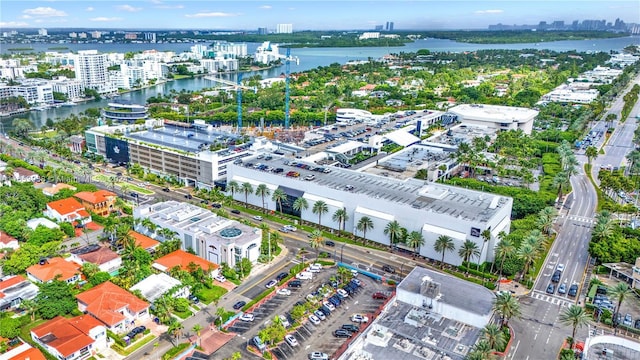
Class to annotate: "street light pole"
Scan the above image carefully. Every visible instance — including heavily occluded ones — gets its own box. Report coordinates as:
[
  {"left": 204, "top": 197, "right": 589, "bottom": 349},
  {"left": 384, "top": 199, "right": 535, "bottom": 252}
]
[
  {"left": 268, "top": 232, "right": 271, "bottom": 262},
  {"left": 340, "top": 243, "right": 346, "bottom": 263}
]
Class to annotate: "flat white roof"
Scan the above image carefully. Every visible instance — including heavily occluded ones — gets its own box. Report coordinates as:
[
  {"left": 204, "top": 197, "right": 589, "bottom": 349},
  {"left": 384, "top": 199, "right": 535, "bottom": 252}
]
[
  {"left": 449, "top": 104, "right": 538, "bottom": 123},
  {"left": 384, "top": 129, "right": 420, "bottom": 147},
  {"left": 327, "top": 141, "right": 364, "bottom": 154},
  {"left": 130, "top": 273, "right": 182, "bottom": 302}
]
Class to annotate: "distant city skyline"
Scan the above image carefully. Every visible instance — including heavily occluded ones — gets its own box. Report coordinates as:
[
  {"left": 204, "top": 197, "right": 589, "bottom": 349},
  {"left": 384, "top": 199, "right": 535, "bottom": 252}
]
[{"left": 1, "top": 1, "right": 639, "bottom": 31}]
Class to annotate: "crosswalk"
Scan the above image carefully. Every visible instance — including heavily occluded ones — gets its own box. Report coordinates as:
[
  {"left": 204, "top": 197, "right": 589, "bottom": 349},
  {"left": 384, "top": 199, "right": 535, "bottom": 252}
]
[
  {"left": 566, "top": 215, "right": 595, "bottom": 224},
  {"left": 531, "top": 291, "right": 574, "bottom": 307}
]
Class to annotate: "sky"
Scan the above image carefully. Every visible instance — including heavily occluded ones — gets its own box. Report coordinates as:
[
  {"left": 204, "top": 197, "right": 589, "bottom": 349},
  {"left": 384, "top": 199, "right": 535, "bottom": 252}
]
[{"left": 1, "top": 0, "right": 639, "bottom": 31}]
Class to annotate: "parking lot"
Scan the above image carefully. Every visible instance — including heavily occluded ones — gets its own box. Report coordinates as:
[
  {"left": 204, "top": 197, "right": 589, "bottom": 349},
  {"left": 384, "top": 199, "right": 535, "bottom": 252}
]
[{"left": 224, "top": 265, "right": 390, "bottom": 359}]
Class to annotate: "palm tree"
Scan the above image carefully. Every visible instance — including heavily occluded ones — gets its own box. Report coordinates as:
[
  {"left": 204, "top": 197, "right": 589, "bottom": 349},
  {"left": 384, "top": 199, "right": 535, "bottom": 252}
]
[
  {"left": 167, "top": 320, "right": 184, "bottom": 346},
  {"left": 384, "top": 220, "right": 403, "bottom": 250},
  {"left": 517, "top": 242, "right": 538, "bottom": 281},
  {"left": 482, "top": 323, "right": 506, "bottom": 351},
  {"left": 585, "top": 146, "right": 598, "bottom": 165},
  {"left": 356, "top": 216, "right": 374, "bottom": 245},
  {"left": 495, "top": 235, "right": 516, "bottom": 281},
  {"left": 227, "top": 180, "right": 240, "bottom": 201},
  {"left": 552, "top": 171, "right": 570, "bottom": 202},
  {"left": 471, "top": 339, "right": 494, "bottom": 359},
  {"left": 536, "top": 206, "right": 557, "bottom": 237},
  {"left": 192, "top": 324, "right": 203, "bottom": 346},
  {"left": 292, "top": 197, "right": 309, "bottom": 218},
  {"left": 479, "top": 229, "right": 491, "bottom": 271},
  {"left": 406, "top": 231, "right": 425, "bottom": 258},
  {"left": 255, "top": 184, "right": 271, "bottom": 213},
  {"left": 493, "top": 292, "right": 521, "bottom": 327},
  {"left": 559, "top": 305, "right": 591, "bottom": 349},
  {"left": 458, "top": 240, "right": 480, "bottom": 275},
  {"left": 332, "top": 208, "right": 349, "bottom": 232},
  {"left": 309, "top": 229, "right": 323, "bottom": 260},
  {"left": 241, "top": 182, "right": 253, "bottom": 207},
  {"left": 433, "top": 235, "right": 455, "bottom": 269},
  {"left": 312, "top": 200, "right": 329, "bottom": 228},
  {"left": 271, "top": 189, "right": 287, "bottom": 214},
  {"left": 609, "top": 282, "right": 632, "bottom": 332}
]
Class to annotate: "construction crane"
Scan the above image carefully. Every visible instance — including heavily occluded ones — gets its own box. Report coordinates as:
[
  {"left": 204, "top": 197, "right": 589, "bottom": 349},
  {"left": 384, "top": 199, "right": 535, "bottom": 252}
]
[
  {"left": 203, "top": 74, "right": 256, "bottom": 132},
  {"left": 285, "top": 47, "right": 291, "bottom": 129}
]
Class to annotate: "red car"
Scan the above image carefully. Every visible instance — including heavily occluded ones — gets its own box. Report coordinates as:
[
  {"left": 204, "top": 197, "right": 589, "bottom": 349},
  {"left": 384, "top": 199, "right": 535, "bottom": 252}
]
[{"left": 372, "top": 292, "right": 388, "bottom": 300}]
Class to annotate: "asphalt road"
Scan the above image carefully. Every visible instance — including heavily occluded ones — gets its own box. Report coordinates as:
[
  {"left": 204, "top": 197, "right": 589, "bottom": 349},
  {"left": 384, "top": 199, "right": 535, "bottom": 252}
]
[{"left": 510, "top": 73, "right": 640, "bottom": 359}]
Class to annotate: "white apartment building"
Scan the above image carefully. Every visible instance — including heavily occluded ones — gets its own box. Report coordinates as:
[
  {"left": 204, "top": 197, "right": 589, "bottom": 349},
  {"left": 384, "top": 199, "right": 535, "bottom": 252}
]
[
  {"left": 38, "top": 28, "right": 48, "bottom": 36},
  {"left": 201, "top": 58, "right": 238, "bottom": 73},
  {"left": 75, "top": 50, "right": 117, "bottom": 94},
  {"left": 51, "top": 77, "right": 85, "bottom": 100},
  {"left": 359, "top": 32, "right": 381, "bottom": 40},
  {"left": 227, "top": 157, "right": 513, "bottom": 266},
  {"left": 254, "top": 42, "right": 283, "bottom": 64},
  {"left": 211, "top": 41, "right": 248, "bottom": 58},
  {"left": 276, "top": 23, "right": 293, "bottom": 34},
  {"left": 134, "top": 201, "right": 262, "bottom": 268},
  {"left": 447, "top": 104, "right": 538, "bottom": 135},
  {"left": 9, "top": 79, "right": 54, "bottom": 104}
]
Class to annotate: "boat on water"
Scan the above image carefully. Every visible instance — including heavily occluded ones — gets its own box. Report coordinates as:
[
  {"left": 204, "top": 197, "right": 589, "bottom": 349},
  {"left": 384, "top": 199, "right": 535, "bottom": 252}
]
[{"left": 60, "top": 101, "right": 77, "bottom": 107}]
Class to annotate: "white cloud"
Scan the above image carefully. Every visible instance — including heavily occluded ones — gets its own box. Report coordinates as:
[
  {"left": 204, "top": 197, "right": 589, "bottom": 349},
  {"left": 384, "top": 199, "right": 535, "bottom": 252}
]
[
  {"left": 86, "top": 7, "right": 94, "bottom": 12},
  {"left": 474, "top": 9, "right": 504, "bottom": 15},
  {"left": 0, "top": 21, "right": 29, "bottom": 27},
  {"left": 23, "top": 7, "right": 67, "bottom": 17},
  {"left": 90, "top": 17, "right": 123, "bottom": 22},
  {"left": 185, "top": 11, "right": 237, "bottom": 18},
  {"left": 155, "top": 4, "right": 185, "bottom": 9},
  {"left": 259, "top": 5, "right": 272, "bottom": 9},
  {"left": 116, "top": 5, "right": 142, "bottom": 12}
]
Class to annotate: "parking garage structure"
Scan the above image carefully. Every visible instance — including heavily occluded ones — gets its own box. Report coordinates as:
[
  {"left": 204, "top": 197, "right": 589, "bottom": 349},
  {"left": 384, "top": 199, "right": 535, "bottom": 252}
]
[{"left": 227, "top": 156, "right": 512, "bottom": 266}]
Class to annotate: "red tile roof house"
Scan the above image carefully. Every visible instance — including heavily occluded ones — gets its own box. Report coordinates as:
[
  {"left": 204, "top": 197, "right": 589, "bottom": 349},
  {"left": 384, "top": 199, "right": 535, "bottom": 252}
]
[
  {"left": 0, "top": 230, "right": 19, "bottom": 250},
  {"left": 69, "top": 245, "right": 122, "bottom": 275},
  {"left": 76, "top": 282, "right": 150, "bottom": 333},
  {"left": 26, "top": 257, "right": 82, "bottom": 284},
  {"left": 73, "top": 190, "right": 117, "bottom": 217},
  {"left": 45, "top": 197, "right": 92, "bottom": 225},
  {"left": 31, "top": 315, "right": 107, "bottom": 360},
  {"left": 129, "top": 231, "right": 160, "bottom": 254},
  {"left": 12, "top": 167, "right": 40, "bottom": 183},
  {"left": 152, "top": 249, "right": 220, "bottom": 278}
]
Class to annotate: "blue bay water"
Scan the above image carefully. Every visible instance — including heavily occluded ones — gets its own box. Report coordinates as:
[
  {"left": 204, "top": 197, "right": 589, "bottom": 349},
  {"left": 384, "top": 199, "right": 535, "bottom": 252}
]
[{"left": 2, "top": 36, "right": 639, "bottom": 128}]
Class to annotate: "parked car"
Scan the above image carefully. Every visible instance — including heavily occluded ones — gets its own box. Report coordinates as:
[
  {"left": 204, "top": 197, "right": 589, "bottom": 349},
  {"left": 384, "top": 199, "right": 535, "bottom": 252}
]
[
  {"left": 276, "top": 272, "right": 288, "bottom": 281},
  {"left": 289, "top": 280, "right": 303, "bottom": 288},
  {"left": 296, "top": 272, "right": 313, "bottom": 280},
  {"left": 314, "top": 310, "right": 326, "bottom": 321},
  {"left": 309, "top": 315, "right": 321, "bottom": 325},
  {"left": 277, "top": 288, "right": 291, "bottom": 296},
  {"left": 214, "top": 275, "right": 226, "bottom": 283},
  {"left": 337, "top": 288, "right": 349, "bottom": 298},
  {"left": 184, "top": 194, "right": 192, "bottom": 199},
  {"left": 634, "top": 319, "right": 640, "bottom": 330},
  {"left": 285, "top": 334, "right": 298, "bottom": 347},
  {"left": 551, "top": 270, "right": 561, "bottom": 283},
  {"left": 333, "top": 329, "right": 352, "bottom": 338},
  {"left": 309, "top": 263, "right": 322, "bottom": 272},
  {"left": 351, "top": 279, "right": 362, "bottom": 287},
  {"left": 556, "top": 264, "right": 565, "bottom": 272},
  {"left": 284, "top": 225, "right": 297, "bottom": 232},
  {"left": 624, "top": 314, "right": 633, "bottom": 326},
  {"left": 240, "top": 313, "right": 255, "bottom": 322},
  {"left": 253, "top": 215, "right": 263, "bottom": 221},
  {"left": 372, "top": 292, "right": 388, "bottom": 300},
  {"left": 382, "top": 264, "right": 396, "bottom": 273},
  {"left": 342, "top": 324, "right": 360, "bottom": 333},
  {"left": 351, "top": 314, "right": 369, "bottom": 323},
  {"left": 211, "top": 203, "right": 222, "bottom": 208},
  {"left": 308, "top": 352, "right": 329, "bottom": 360},
  {"left": 253, "top": 336, "right": 266, "bottom": 352},
  {"left": 318, "top": 306, "right": 331, "bottom": 317},
  {"left": 323, "top": 301, "right": 335, "bottom": 311},
  {"left": 233, "top": 301, "right": 246, "bottom": 310},
  {"left": 163, "top": 188, "right": 171, "bottom": 192}
]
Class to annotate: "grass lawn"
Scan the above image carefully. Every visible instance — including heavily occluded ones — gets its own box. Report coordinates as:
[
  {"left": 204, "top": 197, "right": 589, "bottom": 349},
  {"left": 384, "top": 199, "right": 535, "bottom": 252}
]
[
  {"left": 173, "top": 309, "right": 193, "bottom": 319},
  {"left": 92, "top": 174, "right": 154, "bottom": 195},
  {"left": 196, "top": 285, "right": 228, "bottom": 304},
  {"left": 112, "top": 334, "right": 156, "bottom": 356}
]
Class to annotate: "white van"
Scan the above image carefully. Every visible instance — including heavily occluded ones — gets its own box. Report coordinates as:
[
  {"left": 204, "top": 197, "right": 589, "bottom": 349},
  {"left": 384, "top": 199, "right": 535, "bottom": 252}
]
[
  {"left": 351, "top": 269, "right": 359, "bottom": 277},
  {"left": 296, "top": 271, "right": 313, "bottom": 280},
  {"left": 309, "top": 263, "right": 322, "bottom": 273}
]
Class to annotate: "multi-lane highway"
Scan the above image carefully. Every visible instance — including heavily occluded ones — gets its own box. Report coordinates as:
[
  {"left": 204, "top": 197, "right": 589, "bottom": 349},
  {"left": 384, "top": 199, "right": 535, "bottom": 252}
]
[{"left": 509, "top": 73, "right": 640, "bottom": 360}]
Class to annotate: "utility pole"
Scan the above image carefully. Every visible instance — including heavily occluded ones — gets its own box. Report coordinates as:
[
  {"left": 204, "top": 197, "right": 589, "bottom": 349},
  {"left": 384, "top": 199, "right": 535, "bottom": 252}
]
[{"left": 268, "top": 232, "right": 271, "bottom": 262}]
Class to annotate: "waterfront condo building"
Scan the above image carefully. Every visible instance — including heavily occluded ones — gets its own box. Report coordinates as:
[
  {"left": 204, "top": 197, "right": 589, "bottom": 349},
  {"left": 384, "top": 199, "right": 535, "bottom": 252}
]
[{"left": 75, "top": 50, "right": 116, "bottom": 94}]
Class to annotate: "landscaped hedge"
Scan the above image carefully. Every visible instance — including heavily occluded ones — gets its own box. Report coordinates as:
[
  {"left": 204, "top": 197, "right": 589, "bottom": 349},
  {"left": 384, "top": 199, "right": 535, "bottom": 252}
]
[
  {"left": 242, "top": 287, "right": 275, "bottom": 312},
  {"left": 107, "top": 329, "right": 126, "bottom": 347},
  {"left": 161, "top": 343, "right": 190, "bottom": 360}
]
